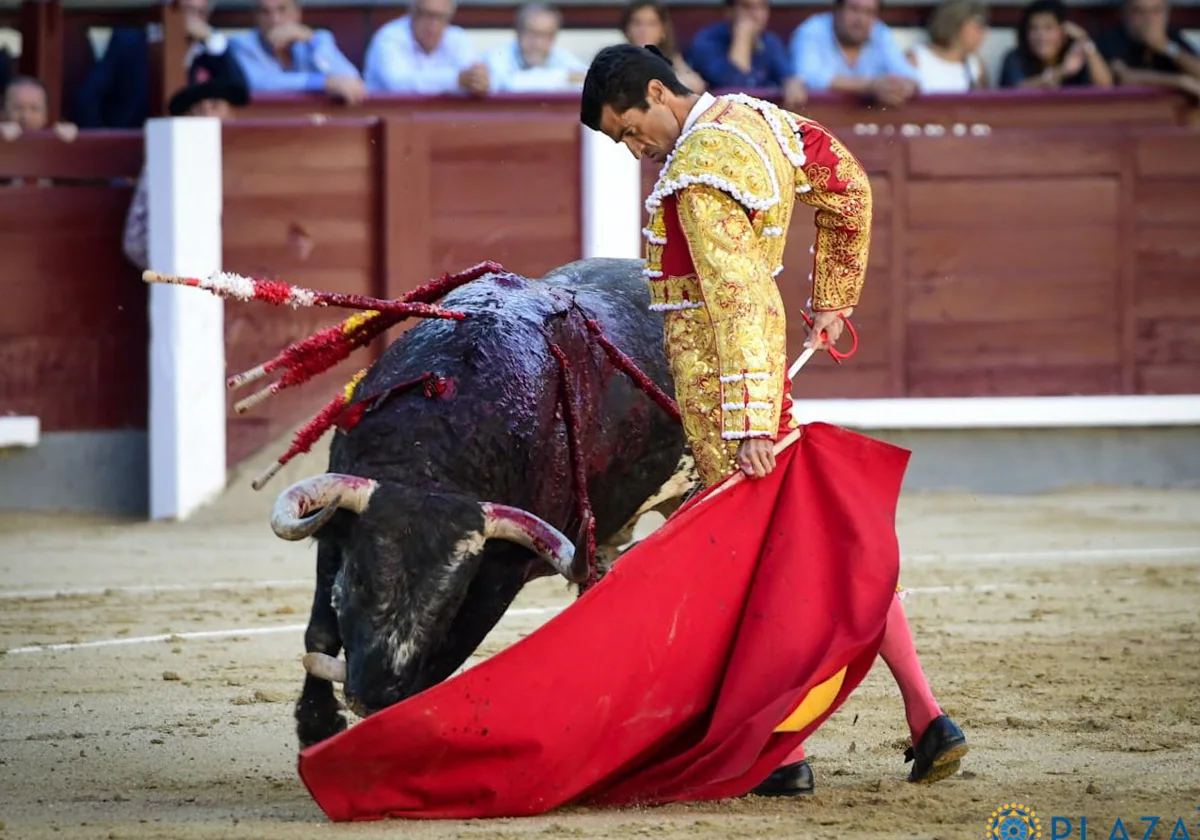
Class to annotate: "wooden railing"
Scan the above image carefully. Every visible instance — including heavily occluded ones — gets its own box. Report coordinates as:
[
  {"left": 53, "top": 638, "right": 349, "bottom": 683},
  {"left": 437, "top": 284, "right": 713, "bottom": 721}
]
[
  {"left": 219, "top": 113, "right": 583, "bottom": 463},
  {"left": 1, "top": 94, "right": 1197, "bottom": 470},
  {"left": 0, "top": 130, "right": 144, "bottom": 433},
  {"left": 238, "top": 87, "right": 1199, "bottom": 128}
]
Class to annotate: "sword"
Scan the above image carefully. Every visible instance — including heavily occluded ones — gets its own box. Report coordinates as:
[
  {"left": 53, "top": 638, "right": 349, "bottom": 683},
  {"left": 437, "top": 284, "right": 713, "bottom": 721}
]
[{"left": 789, "top": 347, "right": 816, "bottom": 379}]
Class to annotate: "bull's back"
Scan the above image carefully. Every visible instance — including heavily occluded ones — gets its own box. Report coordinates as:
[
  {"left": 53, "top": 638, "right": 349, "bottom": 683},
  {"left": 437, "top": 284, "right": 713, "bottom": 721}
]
[{"left": 330, "top": 258, "right": 682, "bottom": 536}]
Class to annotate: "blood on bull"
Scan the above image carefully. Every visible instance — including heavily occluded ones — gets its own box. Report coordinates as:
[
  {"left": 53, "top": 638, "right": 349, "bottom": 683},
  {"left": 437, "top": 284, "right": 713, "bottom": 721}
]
[{"left": 206, "top": 258, "right": 696, "bottom": 747}]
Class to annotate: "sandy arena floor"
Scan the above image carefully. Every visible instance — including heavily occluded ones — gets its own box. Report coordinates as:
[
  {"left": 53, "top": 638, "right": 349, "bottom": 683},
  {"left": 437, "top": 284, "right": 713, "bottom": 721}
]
[{"left": 1, "top": 436, "right": 1198, "bottom": 840}]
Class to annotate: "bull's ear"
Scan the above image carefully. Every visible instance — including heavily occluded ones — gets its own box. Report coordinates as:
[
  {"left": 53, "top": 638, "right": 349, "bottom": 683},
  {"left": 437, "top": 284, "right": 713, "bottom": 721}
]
[{"left": 571, "top": 512, "right": 594, "bottom": 585}]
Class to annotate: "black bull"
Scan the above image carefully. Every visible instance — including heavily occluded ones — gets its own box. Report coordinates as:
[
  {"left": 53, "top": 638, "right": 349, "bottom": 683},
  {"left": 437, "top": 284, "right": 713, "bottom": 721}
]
[{"left": 270, "top": 258, "right": 697, "bottom": 747}]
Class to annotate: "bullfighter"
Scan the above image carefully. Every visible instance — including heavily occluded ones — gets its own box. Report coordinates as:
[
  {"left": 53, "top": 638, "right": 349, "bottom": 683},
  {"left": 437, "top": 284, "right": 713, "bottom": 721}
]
[{"left": 579, "top": 43, "right": 967, "bottom": 795}]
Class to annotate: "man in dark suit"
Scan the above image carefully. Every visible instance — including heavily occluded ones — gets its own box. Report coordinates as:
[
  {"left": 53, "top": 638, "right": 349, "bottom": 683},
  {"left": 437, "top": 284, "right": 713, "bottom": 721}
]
[
  {"left": 74, "top": 0, "right": 246, "bottom": 128},
  {"left": 0, "top": 48, "right": 12, "bottom": 94},
  {"left": 122, "top": 52, "right": 249, "bottom": 270}
]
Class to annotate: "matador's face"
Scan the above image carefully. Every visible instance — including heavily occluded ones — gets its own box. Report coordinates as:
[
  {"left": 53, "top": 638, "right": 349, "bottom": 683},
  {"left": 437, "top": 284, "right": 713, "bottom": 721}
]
[{"left": 598, "top": 80, "right": 684, "bottom": 164}]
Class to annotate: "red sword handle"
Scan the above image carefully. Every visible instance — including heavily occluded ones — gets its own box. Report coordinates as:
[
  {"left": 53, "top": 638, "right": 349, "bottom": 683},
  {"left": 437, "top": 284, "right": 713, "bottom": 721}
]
[{"left": 799, "top": 311, "right": 859, "bottom": 364}]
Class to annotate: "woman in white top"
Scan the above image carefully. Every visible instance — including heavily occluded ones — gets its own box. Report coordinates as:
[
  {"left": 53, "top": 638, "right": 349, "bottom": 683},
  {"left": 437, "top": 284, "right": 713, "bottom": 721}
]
[{"left": 906, "top": 0, "right": 990, "bottom": 93}]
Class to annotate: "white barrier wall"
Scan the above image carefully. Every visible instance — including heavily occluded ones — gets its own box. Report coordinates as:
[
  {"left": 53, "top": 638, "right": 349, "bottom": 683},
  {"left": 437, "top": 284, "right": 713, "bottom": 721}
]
[
  {"left": 580, "top": 126, "right": 643, "bottom": 260},
  {"left": 146, "top": 117, "right": 227, "bottom": 521}
]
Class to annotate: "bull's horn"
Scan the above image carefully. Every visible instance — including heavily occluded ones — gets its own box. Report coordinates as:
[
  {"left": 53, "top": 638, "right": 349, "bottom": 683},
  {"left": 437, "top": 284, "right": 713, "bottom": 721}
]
[
  {"left": 271, "top": 474, "right": 380, "bottom": 541},
  {"left": 302, "top": 652, "right": 346, "bottom": 683},
  {"left": 480, "top": 503, "right": 587, "bottom": 583}
]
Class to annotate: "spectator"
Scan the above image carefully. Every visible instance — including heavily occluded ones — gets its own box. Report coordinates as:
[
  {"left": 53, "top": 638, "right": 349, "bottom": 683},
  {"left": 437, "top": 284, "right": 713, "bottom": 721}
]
[
  {"left": 74, "top": 0, "right": 245, "bottom": 129},
  {"left": 790, "top": 0, "right": 920, "bottom": 106},
  {"left": 484, "top": 2, "right": 587, "bottom": 92},
  {"left": 123, "top": 55, "right": 248, "bottom": 271},
  {"left": 998, "top": 0, "right": 1113, "bottom": 89},
  {"left": 363, "top": 0, "right": 489, "bottom": 96},
  {"left": 686, "top": 0, "right": 806, "bottom": 108},
  {"left": 619, "top": 0, "right": 707, "bottom": 93},
  {"left": 0, "top": 48, "right": 11, "bottom": 94},
  {"left": 906, "top": 0, "right": 990, "bottom": 93},
  {"left": 1096, "top": 0, "right": 1200, "bottom": 97},
  {"left": 229, "top": 0, "right": 364, "bottom": 103},
  {"left": 2, "top": 75, "right": 78, "bottom": 142}
]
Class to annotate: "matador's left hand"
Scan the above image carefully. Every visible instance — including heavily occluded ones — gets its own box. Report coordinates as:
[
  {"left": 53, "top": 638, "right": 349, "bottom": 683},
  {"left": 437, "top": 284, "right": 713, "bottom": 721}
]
[
  {"left": 805, "top": 306, "right": 854, "bottom": 351},
  {"left": 736, "top": 438, "right": 776, "bottom": 479}
]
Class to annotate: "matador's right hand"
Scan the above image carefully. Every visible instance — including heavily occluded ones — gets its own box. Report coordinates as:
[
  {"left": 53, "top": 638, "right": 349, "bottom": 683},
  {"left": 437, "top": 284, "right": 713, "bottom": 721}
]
[{"left": 805, "top": 307, "right": 854, "bottom": 351}]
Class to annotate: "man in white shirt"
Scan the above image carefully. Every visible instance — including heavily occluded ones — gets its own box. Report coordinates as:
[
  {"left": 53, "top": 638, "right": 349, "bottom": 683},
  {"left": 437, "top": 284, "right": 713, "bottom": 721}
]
[
  {"left": 364, "top": 0, "right": 490, "bottom": 95},
  {"left": 484, "top": 2, "right": 587, "bottom": 93}
]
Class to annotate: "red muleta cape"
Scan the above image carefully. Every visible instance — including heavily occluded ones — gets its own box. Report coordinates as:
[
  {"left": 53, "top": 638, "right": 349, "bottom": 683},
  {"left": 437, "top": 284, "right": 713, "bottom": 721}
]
[{"left": 297, "top": 422, "right": 909, "bottom": 821}]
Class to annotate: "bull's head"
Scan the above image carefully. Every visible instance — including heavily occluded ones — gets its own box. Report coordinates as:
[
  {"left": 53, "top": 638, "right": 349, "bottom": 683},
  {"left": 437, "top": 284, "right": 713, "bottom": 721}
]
[{"left": 270, "top": 473, "right": 586, "bottom": 717}]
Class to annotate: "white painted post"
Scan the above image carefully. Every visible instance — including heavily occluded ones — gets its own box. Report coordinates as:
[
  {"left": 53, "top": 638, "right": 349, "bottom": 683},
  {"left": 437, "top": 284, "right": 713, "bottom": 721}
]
[
  {"left": 580, "top": 126, "right": 643, "bottom": 260},
  {"left": 146, "top": 117, "right": 227, "bottom": 521}
]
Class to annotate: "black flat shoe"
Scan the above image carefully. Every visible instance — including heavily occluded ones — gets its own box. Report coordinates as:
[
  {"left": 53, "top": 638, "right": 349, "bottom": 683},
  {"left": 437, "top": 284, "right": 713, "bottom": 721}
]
[
  {"left": 905, "top": 714, "right": 968, "bottom": 783},
  {"left": 751, "top": 759, "right": 815, "bottom": 796}
]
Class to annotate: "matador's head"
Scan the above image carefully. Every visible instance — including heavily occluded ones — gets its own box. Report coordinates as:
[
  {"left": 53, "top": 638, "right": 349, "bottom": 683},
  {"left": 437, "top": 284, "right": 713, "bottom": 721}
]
[{"left": 579, "top": 43, "right": 699, "bottom": 165}]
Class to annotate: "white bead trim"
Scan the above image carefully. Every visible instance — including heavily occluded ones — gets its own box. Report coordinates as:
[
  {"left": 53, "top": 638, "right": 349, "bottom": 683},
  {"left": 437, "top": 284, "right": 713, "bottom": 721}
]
[
  {"left": 721, "top": 430, "right": 775, "bottom": 441},
  {"left": 772, "top": 265, "right": 784, "bottom": 277},
  {"left": 649, "top": 301, "right": 706, "bottom": 311},
  {"left": 722, "top": 93, "right": 807, "bottom": 170},
  {"left": 646, "top": 121, "right": 781, "bottom": 215},
  {"left": 764, "top": 226, "right": 783, "bottom": 237},
  {"left": 643, "top": 268, "right": 663, "bottom": 278},
  {"left": 720, "top": 372, "right": 771, "bottom": 383},
  {"left": 722, "top": 401, "right": 776, "bottom": 411},
  {"left": 642, "top": 226, "right": 667, "bottom": 245}
]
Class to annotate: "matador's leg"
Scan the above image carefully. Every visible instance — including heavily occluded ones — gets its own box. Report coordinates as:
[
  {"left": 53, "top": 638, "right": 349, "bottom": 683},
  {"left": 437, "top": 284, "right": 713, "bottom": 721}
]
[{"left": 878, "top": 595, "right": 968, "bottom": 782}]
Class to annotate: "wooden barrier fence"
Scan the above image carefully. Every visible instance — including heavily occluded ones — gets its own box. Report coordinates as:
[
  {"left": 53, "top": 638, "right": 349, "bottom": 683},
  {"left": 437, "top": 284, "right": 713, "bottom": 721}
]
[{"left": 1, "top": 94, "right": 1197, "bottom": 472}]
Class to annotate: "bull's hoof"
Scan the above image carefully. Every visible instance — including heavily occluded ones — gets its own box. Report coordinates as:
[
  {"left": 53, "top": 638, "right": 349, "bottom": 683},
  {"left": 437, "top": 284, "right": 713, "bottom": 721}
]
[
  {"left": 905, "top": 715, "right": 968, "bottom": 783},
  {"left": 295, "top": 693, "right": 347, "bottom": 748},
  {"left": 749, "top": 759, "right": 815, "bottom": 797},
  {"left": 296, "top": 709, "right": 347, "bottom": 749}
]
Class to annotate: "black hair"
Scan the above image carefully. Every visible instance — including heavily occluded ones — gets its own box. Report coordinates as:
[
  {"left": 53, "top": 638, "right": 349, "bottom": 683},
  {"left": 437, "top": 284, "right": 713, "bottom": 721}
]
[
  {"left": 580, "top": 43, "right": 692, "bottom": 131},
  {"left": 1015, "top": 0, "right": 1070, "bottom": 76}
]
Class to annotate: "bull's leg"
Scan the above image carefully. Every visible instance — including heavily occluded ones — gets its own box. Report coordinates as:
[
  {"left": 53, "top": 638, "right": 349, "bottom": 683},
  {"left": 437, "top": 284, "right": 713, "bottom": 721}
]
[
  {"left": 593, "top": 455, "right": 698, "bottom": 577},
  {"left": 295, "top": 541, "right": 347, "bottom": 748}
]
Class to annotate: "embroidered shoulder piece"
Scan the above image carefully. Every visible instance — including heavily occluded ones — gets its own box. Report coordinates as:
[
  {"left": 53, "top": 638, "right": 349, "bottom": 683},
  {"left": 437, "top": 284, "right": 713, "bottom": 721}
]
[{"left": 645, "top": 120, "right": 779, "bottom": 216}]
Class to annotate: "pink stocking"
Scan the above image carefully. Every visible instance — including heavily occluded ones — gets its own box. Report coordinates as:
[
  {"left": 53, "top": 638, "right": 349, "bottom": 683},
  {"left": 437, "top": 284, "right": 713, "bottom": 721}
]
[
  {"left": 782, "top": 742, "right": 807, "bottom": 764},
  {"left": 879, "top": 594, "right": 943, "bottom": 744}
]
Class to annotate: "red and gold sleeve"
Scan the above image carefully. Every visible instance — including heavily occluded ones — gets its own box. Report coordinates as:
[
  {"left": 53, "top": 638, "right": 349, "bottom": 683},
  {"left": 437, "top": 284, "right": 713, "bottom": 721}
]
[
  {"left": 795, "top": 122, "right": 873, "bottom": 312},
  {"left": 675, "top": 184, "right": 782, "bottom": 441}
]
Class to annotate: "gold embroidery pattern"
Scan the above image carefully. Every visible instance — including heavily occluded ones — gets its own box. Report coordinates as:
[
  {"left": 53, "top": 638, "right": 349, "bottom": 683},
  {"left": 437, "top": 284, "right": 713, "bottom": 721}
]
[
  {"left": 675, "top": 185, "right": 789, "bottom": 456},
  {"left": 791, "top": 120, "right": 873, "bottom": 312},
  {"left": 643, "top": 99, "right": 798, "bottom": 313},
  {"left": 662, "top": 307, "right": 735, "bottom": 485},
  {"left": 803, "top": 162, "right": 832, "bottom": 192}
]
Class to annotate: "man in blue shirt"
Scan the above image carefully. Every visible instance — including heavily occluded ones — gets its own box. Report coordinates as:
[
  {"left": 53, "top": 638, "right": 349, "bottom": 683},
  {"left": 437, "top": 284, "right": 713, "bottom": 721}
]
[
  {"left": 363, "top": 0, "right": 491, "bottom": 96},
  {"left": 686, "top": 0, "right": 806, "bottom": 108},
  {"left": 790, "top": 0, "right": 919, "bottom": 106},
  {"left": 484, "top": 2, "right": 588, "bottom": 93},
  {"left": 230, "top": 0, "right": 365, "bottom": 104}
]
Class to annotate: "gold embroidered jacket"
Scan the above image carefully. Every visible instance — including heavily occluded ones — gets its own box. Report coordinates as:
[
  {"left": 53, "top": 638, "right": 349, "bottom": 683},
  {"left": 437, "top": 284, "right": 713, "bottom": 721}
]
[{"left": 642, "top": 94, "right": 873, "bottom": 447}]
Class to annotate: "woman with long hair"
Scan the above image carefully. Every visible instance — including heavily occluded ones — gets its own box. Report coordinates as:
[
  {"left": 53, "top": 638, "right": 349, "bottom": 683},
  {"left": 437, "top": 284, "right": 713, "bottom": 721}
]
[
  {"left": 998, "top": 0, "right": 1113, "bottom": 87},
  {"left": 619, "top": 0, "right": 708, "bottom": 92}
]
